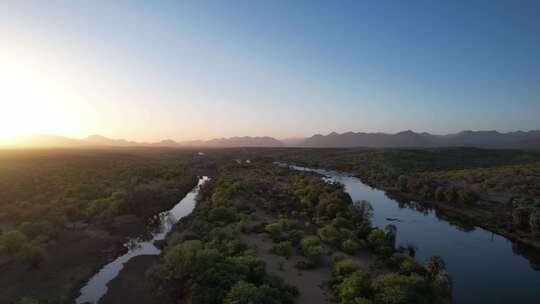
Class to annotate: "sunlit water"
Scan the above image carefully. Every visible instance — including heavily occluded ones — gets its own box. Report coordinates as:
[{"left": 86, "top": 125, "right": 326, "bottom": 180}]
[
  {"left": 288, "top": 165, "right": 540, "bottom": 304},
  {"left": 75, "top": 176, "right": 209, "bottom": 304}
]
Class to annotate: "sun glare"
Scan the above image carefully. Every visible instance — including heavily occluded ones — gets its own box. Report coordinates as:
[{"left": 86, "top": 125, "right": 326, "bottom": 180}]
[{"left": 0, "top": 52, "right": 86, "bottom": 143}]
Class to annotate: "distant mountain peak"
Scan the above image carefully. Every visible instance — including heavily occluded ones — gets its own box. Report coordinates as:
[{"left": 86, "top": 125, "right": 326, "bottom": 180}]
[{"left": 301, "top": 129, "right": 540, "bottom": 148}]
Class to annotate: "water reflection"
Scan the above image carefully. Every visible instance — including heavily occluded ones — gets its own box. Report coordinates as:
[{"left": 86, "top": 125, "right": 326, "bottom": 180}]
[
  {"left": 287, "top": 164, "right": 540, "bottom": 304},
  {"left": 75, "top": 176, "right": 209, "bottom": 304}
]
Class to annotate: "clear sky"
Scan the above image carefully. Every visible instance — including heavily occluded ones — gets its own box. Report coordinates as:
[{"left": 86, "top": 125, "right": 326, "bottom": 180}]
[{"left": 1, "top": 0, "right": 539, "bottom": 142}]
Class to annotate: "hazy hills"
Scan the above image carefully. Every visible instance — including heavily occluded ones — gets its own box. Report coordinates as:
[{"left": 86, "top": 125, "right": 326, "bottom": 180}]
[
  {"left": 2, "top": 134, "right": 284, "bottom": 148},
  {"left": 3, "top": 130, "right": 540, "bottom": 149},
  {"left": 302, "top": 130, "right": 540, "bottom": 148}
]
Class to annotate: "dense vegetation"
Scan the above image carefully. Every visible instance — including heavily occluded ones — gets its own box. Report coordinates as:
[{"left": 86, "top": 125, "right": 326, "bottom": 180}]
[
  {"left": 0, "top": 148, "right": 197, "bottom": 266},
  {"left": 151, "top": 163, "right": 451, "bottom": 304},
  {"left": 252, "top": 147, "right": 540, "bottom": 244},
  {"left": 149, "top": 165, "right": 299, "bottom": 304}
]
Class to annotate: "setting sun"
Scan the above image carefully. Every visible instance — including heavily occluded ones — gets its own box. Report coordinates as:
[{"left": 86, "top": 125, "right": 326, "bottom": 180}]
[
  {"left": 1, "top": 1, "right": 540, "bottom": 304},
  {"left": 0, "top": 49, "right": 88, "bottom": 142}
]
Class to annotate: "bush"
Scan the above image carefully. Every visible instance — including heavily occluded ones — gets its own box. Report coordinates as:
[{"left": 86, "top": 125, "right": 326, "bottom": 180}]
[
  {"left": 529, "top": 210, "right": 540, "bottom": 235},
  {"left": 295, "top": 259, "right": 316, "bottom": 270},
  {"left": 435, "top": 187, "right": 445, "bottom": 202},
  {"left": 284, "top": 229, "right": 303, "bottom": 246},
  {"left": 425, "top": 256, "right": 446, "bottom": 276},
  {"left": 318, "top": 224, "right": 341, "bottom": 246},
  {"left": 371, "top": 273, "right": 427, "bottom": 304},
  {"left": 337, "top": 269, "right": 372, "bottom": 302},
  {"left": 0, "top": 230, "right": 28, "bottom": 254},
  {"left": 431, "top": 271, "right": 453, "bottom": 299},
  {"left": 265, "top": 222, "right": 284, "bottom": 240},
  {"left": 513, "top": 207, "right": 532, "bottom": 228},
  {"left": 19, "top": 242, "right": 44, "bottom": 269},
  {"left": 270, "top": 241, "right": 292, "bottom": 258},
  {"left": 388, "top": 252, "right": 409, "bottom": 268},
  {"left": 367, "top": 229, "right": 393, "bottom": 257},
  {"left": 334, "top": 259, "right": 361, "bottom": 279},
  {"left": 15, "top": 298, "right": 40, "bottom": 304},
  {"left": 18, "top": 221, "right": 55, "bottom": 240},
  {"left": 332, "top": 252, "right": 346, "bottom": 263},
  {"left": 224, "top": 281, "right": 260, "bottom": 304},
  {"left": 398, "top": 258, "right": 424, "bottom": 276},
  {"left": 300, "top": 236, "right": 324, "bottom": 259},
  {"left": 251, "top": 222, "right": 268, "bottom": 234},
  {"left": 209, "top": 207, "right": 237, "bottom": 224},
  {"left": 342, "top": 239, "right": 361, "bottom": 254}
]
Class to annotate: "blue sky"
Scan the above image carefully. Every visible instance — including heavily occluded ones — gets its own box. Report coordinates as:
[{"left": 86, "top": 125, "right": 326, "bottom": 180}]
[{"left": 1, "top": 0, "right": 539, "bottom": 141}]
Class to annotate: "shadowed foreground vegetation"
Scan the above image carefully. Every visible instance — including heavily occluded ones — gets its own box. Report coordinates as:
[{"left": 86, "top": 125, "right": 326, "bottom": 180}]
[
  {"left": 0, "top": 148, "right": 198, "bottom": 303},
  {"left": 150, "top": 163, "right": 451, "bottom": 304}
]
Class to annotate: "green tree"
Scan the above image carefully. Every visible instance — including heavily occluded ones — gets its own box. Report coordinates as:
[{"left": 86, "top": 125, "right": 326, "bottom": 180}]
[
  {"left": 425, "top": 256, "right": 446, "bottom": 276},
  {"left": 224, "top": 281, "right": 261, "bottom": 304},
  {"left": 300, "top": 236, "right": 324, "bottom": 260},
  {"left": 342, "top": 239, "right": 361, "bottom": 254},
  {"left": 371, "top": 273, "right": 426, "bottom": 304},
  {"left": 318, "top": 224, "right": 341, "bottom": 246},
  {"left": 337, "top": 269, "right": 372, "bottom": 302}
]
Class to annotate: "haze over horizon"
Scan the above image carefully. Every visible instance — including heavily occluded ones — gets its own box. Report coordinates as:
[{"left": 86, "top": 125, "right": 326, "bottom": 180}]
[{"left": 1, "top": 0, "right": 539, "bottom": 142}]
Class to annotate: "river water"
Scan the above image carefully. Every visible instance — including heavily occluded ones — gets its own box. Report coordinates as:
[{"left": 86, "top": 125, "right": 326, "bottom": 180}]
[
  {"left": 75, "top": 176, "right": 209, "bottom": 304},
  {"left": 289, "top": 165, "right": 540, "bottom": 304}
]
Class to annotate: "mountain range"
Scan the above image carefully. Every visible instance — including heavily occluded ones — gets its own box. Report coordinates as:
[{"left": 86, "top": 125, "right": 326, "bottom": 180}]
[
  {"left": 302, "top": 130, "right": 540, "bottom": 148},
  {"left": 3, "top": 130, "right": 540, "bottom": 149}
]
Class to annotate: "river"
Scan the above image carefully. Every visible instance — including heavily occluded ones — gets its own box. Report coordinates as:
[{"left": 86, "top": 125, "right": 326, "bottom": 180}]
[
  {"left": 75, "top": 176, "right": 209, "bottom": 304},
  {"left": 289, "top": 165, "right": 540, "bottom": 304}
]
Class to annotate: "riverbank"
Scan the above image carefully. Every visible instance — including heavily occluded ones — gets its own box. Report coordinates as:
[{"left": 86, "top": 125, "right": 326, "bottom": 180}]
[
  {"left": 99, "top": 255, "right": 164, "bottom": 304},
  {"left": 367, "top": 179, "right": 540, "bottom": 252},
  {"left": 0, "top": 215, "right": 142, "bottom": 303},
  {"left": 284, "top": 159, "right": 540, "bottom": 251},
  {"left": 285, "top": 162, "right": 540, "bottom": 303},
  {"left": 0, "top": 180, "right": 198, "bottom": 304},
  {"left": 73, "top": 176, "right": 208, "bottom": 304}
]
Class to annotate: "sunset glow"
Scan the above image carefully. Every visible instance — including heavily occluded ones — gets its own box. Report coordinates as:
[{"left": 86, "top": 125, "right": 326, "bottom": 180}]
[{"left": 1, "top": 1, "right": 539, "bottom": 145}]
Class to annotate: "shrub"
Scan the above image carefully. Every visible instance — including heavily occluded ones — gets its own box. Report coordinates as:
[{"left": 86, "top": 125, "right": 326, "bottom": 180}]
[
  {"left": 334, "top": 259, "right": 361, "bottom": 279},
  {"left": 332, "top": 252, "right": 346, "bottom": 263},
  {"left": 19, "top": 242, "right": 44, "bottom": 269},
  {"left": 425, "top": 256, "right": 446, "bottom": 276},
  {"left": 295, "top": 259, "right": 316, "bottom": 270},
  {"left": 435, "top": 187, "right": 445, "bottom": 202},
  {"left": 0, "top": 230, "right": 28, "bottom": 254},
  {"left": 367, "top": 229, "right": 393, "bottom": 257},
  {"left": 270, "top": 241, "right": 292, "bottom": 258},
  {"left": 337, "top": 269, "right": 372, "bottom": 302},
  {"left": 284, "top": 229, "right": 303, "bottom": 246},
  {"left": 209, "top": 207, "right": 237, "bottom": 224},
  {"left": 388, "top": 252, "right": 409, "bottom": 268},
  {"left": 318, "top": 224, "right": 341, "bottom": 246},
  {"left": 224, "top": 281, "right": 260, "bottom": 304},
  {"left": 529, "top": 210, "right": 540, "bottom": 235},
  {"left": 251, "top": 222, "right": 268, "bottom": 234},
  {"left": 300, "top": 236, "right": 324, "bottom": 259},
  {"left": 398, "top": 258, "right": 424, "bottom": 275},
  {"left": 18, "top": 221, "right": 55, "bottom": 240},
  {"left": 265, "top": 222, "right": 284, "bottom": 240},
  {"left": 431, "top": 271, "right": 453, "bottom": 299},
  {"left": 513, "top": 207, "right": 532, "bottom": 229},
  {"left": 15, "top": 298, "right": 40, "bottom": 304},
  {"left": 371, "top": 273, "right": 427, "bottom": 304},
  {"left": 342, "top": 239, "right": 361, "bottom": 254},
  {"left": 443, "top": 187, "right": 458, "bottom": 203}
]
